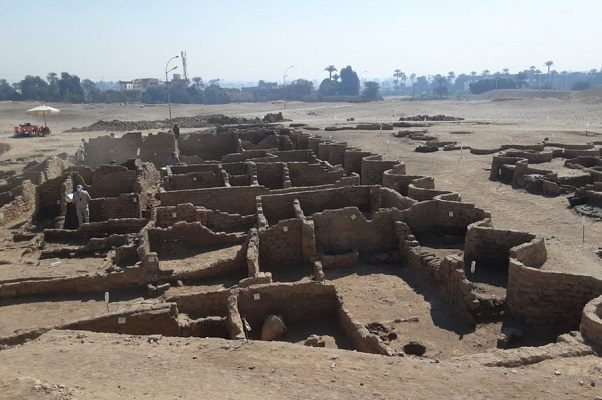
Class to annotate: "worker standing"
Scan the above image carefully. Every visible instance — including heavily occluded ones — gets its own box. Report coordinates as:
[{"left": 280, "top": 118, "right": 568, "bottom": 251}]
[
  {"left": 75, "top": 139, "right": 87, "bottom": 164},
  {"left": 173, "top": 123, "right": 180, "bottom": 140},
  {"left": 167, "top": 151, "right": 181, "bottom": 166},
  {"left": 67, "top": 185, "right": 92, "bottom": 226}
]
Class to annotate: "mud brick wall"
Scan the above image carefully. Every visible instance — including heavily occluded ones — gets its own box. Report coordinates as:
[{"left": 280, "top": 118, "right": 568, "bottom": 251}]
[
  {"left": 287, "top": 162, "right": 345, "bottom": 187},
  {"left": 63, "top": 306, "right": 180, "bottom": 336},
  {"left": 165, "top": 171, "right": 225, "bottom": 190},
  {"left": 24, "top": 156, "right": 70, "bottom": 185},
  {"left": 86, "top": 132, "right": 142, "bottom": 168},
  {"left": 259, "top": 219, "right": 304, "bottom": 268},
  {"left": 375, "top": 187, "right": 416, "bottom": 210},
  {"left": 159, "top": 186, "right": 269, "bottom": 215},
  {"left": 361, "top": 155, "right": 399, "bottom": 185},
  {"left": 167, "top": 290, "right": 231, "bottom": 318},
  {"left": 313, "top": 207, "right": 400, "bottom": 254},
  {"left": 139, "top": 132, "right": 176, "bottom": 168},
  {"left": 259, "top": 186, "right": 371, "bottom": 226},
  {"left": 464, "top": 221, "right": 536, "bottom": 272},
  {"left": 154, "top": 204, "right": 256, "bottom": 232},
  {"left": 169, "top": 164, "right": 222, "bottom": 175},
  {"left": 85, "top": 166, "right": 137, "bottom": 197},
  {"left": 222, "top": 150, "right": 274, "bottom": 163},
  {"left": 237, "top": 282, "right": 339, "bottom": 330},
  {"left": 148, "top": 222, "right": 245, "bottom": 256},
  {"left": 178, "top": 132, "right": 239, "bottom": 160},
  {"left": 506, "top": 259, "right": 602, "bottom": 330},
  {"left": 405, "top": 176, "right": 453, "bottom": 202},
  {"left": 580, "top": 295, "right": 602, "bottom": 348},
  {"left": 256, "top": 162, "right": 285, "bottom": 189},
  {"left": 337, "top": 306, "right": 389, "bottom": 355},
  {"left": 34, "top": 174, "right": 73, "bottom": 222},
  {"left": 271, "top": 150, "right": 317, "bottom": 163},
  {"left": 344, "top": 149, "right": 373, "bottom": 175},
  {"left": 318, "top": 142, "right": 347, "bottom": 166},
  {"left": 0, "top": 180, "right": 36, "bottom": 226},
  {"left": 307, "top": 136, "right": 326, "bottom": 155},
  {"left": 89, "top": 194, "right": 141, "bottom": 221},
  {"left": 403, "top": 199, "right": 490, "bottom": 237}
]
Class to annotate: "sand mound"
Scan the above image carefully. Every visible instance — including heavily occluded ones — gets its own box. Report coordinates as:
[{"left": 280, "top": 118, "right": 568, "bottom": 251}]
[
  {"left": 66, "top": 113, "right": 287, "bottom": 132},
  {"left": 475, "top": 89, "right": 572, "bottom": 101}
]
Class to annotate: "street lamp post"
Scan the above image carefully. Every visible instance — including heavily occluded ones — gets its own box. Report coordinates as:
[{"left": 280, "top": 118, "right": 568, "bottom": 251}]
[
  {"left": 282, "top": 65, "right": 294, "bottom": 109},
  {"left": 165, "top": 55, "right": 179, "bottom": 123}
]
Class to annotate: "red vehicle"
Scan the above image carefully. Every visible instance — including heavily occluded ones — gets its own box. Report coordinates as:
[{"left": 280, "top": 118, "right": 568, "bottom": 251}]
[{"left": 13, "top": 123, "right": 50, "bottom": 137}]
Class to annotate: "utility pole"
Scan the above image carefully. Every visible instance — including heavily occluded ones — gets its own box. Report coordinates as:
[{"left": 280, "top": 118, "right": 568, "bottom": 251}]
[
  {"left": 283, "top": 65, "right": 294, "bottom": 109},
  {"left": 165, "top": 55, "right": 179, "bottom": 123}
]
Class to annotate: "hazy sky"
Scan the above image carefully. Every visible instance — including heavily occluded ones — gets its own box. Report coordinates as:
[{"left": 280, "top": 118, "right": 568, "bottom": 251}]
[{"left": 2, "top": 0, "right": 601, "bottom": 84}]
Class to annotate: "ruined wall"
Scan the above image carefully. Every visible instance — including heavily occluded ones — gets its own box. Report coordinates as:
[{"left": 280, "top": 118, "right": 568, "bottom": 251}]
[
  {"left": 80, "top": 165, "right": 137, "bottom": 198},
  {"left": 24, "top": 156, "right": 70, "bottom": 185},
  {"left": 0, "top": 180, "right": 36, "bottom": 226},
  {"left": 506, "top": 236, "right": 601, "bottom": 330},
  {"left": 287, "top": 162, "right": 345, "bottom": 187},
  {"left": 464, "top": 220, "right": 537, "bottom": 272},
  {"left": 154, "top": 203, "right": 256, "bottom": 232},
  {"left": 158, "top": 186, "right": 269, "bottom": 215},
  {"left": 258, "top": 219, "right": 304, "bottom": 268},
  {"left": 86, "top": 132, "right": 142, "bottom": 168},
  {"left": 256, "top": 162, "right": 285, "bottom": 189},
  {"left": 178, "top": 131, "right": 239, "bottom": 160},
  {"left": 139, "top": 132, "right": 176, "bottom": 168},
  {"left": 361, "top": 155, "right": 399, "bottom": 185},
  {"left": 259, "top": 186, "right": 372, "bottom": 226},
  {"left": 403, "top": 199, "right": 490, "bottom": 237},
  {"left": 89, "top": 194, "right": 141, "bottom": 221},
  {"left": 167, "top": 290, "right": 231, "bottom": 318},
  {"left": 344, "top": 149, "right": 373, "bottom": 175},
  {"left": 313, "top": 207, "right": 400, "bottom": 254},
  {"left": 236, "top": 282, "right": 339, "bottom": 330},
  {"left": 165, "top": 171, "right": 225, "bottom": 190},
  {"left": 506, "top": 260, "right": 602, "bottom": 330},
  {"left": 580, "top": 295, "right": 602, "bottom": 348},
  {"left": 148, "top": 222, "right": 245, "bottom": 256}
]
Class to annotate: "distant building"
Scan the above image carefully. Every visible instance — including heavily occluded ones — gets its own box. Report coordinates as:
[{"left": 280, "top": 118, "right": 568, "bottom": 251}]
[{"left": 118, "top": 78, "right": 162, "bottom": 92}]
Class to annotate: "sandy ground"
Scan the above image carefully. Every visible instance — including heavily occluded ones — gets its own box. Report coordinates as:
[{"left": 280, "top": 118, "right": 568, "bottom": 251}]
[
  {"left": 0, "top": 330, "right": 600, "bottom": 400},
  {"left": 4, "top": 96, "right": 601, "bottom": 277},
  {"left": 1, "top": 95, "right": 602, "bottom": 398}
]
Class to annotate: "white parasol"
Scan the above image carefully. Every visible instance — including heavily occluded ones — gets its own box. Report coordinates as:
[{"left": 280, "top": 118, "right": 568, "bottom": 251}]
[{"left": 26, "top": 104, "right": 60, "bottom": 127}]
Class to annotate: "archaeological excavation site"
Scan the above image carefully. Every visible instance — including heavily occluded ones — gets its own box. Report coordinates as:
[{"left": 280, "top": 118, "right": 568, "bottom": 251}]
[{"left": 0, "top": 110, "right": 601, "bottom": 399}]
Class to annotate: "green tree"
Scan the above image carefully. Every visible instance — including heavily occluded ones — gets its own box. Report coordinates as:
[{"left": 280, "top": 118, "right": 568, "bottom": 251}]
[
  {"left": 0, "top": 79, "right": 19, "bottom": 100},
  {"left": 287, "top": 79, "right": 313, "bottom": 100},
  {"left": 339, "top": 66, "right": 360, "bottom": 96},
  {"left": 58, "top": 72, "right": 84, "bottom": 102},
  {"left": 361, "top": 81, "right": 381, "bottom": 101},
  {"left": 46, "top": 72, "right": 59, "bottom": 101},
  {"left": 325, "top": 65, "right": 337, "bottom": 80},
  {"left": 318, "top": 78, "right": 340, "bottom": 97},
  {"left": 81, "top": 79, "right": 99, "bottom": 102},
  {"left": 17, "top": 75, "right": 49, "bottom": 100},
  {"left": 432, "top": 75, "right": 448, "bottom": 98}
]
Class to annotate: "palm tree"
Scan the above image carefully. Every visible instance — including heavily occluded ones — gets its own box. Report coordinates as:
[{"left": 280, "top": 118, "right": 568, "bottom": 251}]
[
  {"left": 544, "top": 61, "right": 554, "bottom": 86},
  {"left": 400, "top": 72, "right": 407, "bottom": 87},
  {"left": 447, "top": 71, "right": 456, "bottom": 84},
  {"left": 393, "top": 69, "right": 402, "bottom": 92},
  {"left": 192, "top": 76, "right": 204, "bottom": 89},
  {"left": 470, "top": 71, "right": 477, "bottom": 82},
  {"left": 410, "top": 73, "right": 417, "bottom": 100},
  {"left": 482, "top": 69, "right": 490, "bottom": 77},
  {"left": 503, "top": 68, "right": 510, "bottom": 75},
  {"left": 325, "top": 65, "right": 337, "bottom": 80},
  {"left": 332, "top": 73, "right": 340, "bottom": 82}
]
